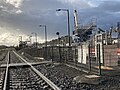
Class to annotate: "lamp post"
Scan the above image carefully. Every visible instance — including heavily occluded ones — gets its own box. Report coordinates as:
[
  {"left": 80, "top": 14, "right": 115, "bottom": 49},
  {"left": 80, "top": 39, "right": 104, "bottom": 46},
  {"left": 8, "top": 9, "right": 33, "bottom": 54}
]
[
  {"left": 31, "top": 32, "right": 37, "bottom": 48},
  {"left": 19, "top": 36, "right": 22, "bottom": 42},
  {"left": 28, "top": 35, "right": 32, "bottom": 45},
  {"left": 56, "top": 9, "right": 71, "bottom": 46},
  {"left": 39, "top": 25, "right": 47, "bottom": 47},
  {"left": 39, "top": 25, "right": 47, "bottom": 60}
]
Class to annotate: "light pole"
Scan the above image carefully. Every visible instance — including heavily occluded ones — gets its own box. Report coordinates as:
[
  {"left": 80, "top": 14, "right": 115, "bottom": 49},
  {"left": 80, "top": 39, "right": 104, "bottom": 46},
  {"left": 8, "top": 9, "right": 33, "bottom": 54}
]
[
  {"left": 56, "top": 8, "right": 71, "bottom": 46},
  {"left": 39, "top": 25, "right": 47, "bottom": 60},
  {"left": 19, "top": 36, "right": 22, "bottom": 42},
  {"left": 39, "top": 25, "right": 47, "bottom": 47},
  {"left": 28, "top": 35, "right": 32, "bottom": 45},
  {"left": 31, "top": 32, "right": 37, "bottom": 48}
]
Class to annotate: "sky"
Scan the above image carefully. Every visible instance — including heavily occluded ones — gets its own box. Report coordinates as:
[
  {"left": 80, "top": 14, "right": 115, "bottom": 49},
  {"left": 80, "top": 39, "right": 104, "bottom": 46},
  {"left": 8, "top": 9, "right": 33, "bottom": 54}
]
[{"left": 0, "top": 0, "right": 120, "bottom": 46}]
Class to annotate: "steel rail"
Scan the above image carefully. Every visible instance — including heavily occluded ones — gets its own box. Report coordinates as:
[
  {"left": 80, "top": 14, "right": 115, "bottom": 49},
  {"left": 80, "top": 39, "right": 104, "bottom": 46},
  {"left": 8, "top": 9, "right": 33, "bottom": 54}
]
[
  {"left": 3, "top": 51, "right": 10, "bottom": 90},
  {"left": 13, "top": 50, "right": 61, "bottom": 90}
]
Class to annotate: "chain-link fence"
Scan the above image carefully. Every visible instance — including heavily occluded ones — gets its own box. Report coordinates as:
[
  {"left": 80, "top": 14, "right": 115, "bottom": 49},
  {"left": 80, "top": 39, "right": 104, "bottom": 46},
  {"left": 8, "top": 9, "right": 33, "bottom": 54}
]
[{"left": 41, "top": 46, "right": 78, "bottom": 63}]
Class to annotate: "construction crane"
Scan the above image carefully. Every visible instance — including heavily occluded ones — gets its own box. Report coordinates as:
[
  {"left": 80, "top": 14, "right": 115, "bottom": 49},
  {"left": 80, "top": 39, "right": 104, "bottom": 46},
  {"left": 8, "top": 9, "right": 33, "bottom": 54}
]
[
  {"left": 74, "top": 10, "right": 79, "bottom": 35},
  {"left": 73, "top": 10, "right": 97, "bottom": 43}
]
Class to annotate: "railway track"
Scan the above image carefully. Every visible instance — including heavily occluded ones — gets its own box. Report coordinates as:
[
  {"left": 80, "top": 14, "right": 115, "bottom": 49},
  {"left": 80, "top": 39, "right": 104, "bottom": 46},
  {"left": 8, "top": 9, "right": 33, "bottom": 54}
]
[
  {"left": 0, "top": 50, "right": 8, "bottom": 90},
  {"left": 18, "top": 50, "right": 43, "bottom": 63},
  {"left": 9, "top": 51, "right": 24, "bottom": 64},
  {"left": 0, "top": 68, "right": 5, "bottom": 90},
  {"left": 1, "top": 49, "right": 120, "bottom": 90},
  {"left": 34, "top": 63, "right": 92, "bottom": 90},
  {"left": 7, "top": 67, "right": 54, "bottom": 90},
  {"left": 0, "top": 50, "right": 60, "bottom": 90},
  {"left": 0, "top": 50, "right": 8, "bottom": 65}
]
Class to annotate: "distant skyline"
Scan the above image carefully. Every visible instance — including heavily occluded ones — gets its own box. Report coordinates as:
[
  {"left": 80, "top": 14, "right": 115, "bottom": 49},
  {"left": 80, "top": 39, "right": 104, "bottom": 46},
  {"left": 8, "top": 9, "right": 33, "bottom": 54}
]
[{"left": 0, "top": 0, "right": 120, "bottom": 46}]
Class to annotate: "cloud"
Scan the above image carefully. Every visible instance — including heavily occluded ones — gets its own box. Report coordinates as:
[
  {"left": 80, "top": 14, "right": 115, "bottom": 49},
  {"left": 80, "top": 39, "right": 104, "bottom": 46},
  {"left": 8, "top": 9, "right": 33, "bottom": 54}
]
[
  {"left": 16, "top": 9, "right": 22, "bottom": 14},
  {"left": 0, "top": 31, "right": 20, "bottom": 46},
  {"left": 5, "top": 0, "right": 24, "bottom": 8},
  {"left": 0, "top": 0, "right": 120, "bottom": 46},
  {"left": 87, "top": 1, "right": 102, "bottom": 7},
  {"left": 57, "top": 0, "right": 91, "bottom": 8},
  {"left": 0, "top": 27, "right": 45, "bottom": 46}
]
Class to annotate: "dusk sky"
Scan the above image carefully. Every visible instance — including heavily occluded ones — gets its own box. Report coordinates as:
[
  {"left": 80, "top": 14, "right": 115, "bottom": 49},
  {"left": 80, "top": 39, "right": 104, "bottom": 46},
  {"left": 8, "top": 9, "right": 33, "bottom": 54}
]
[{"left": 0, "top": 0, "right": 120, "bottom": 46}]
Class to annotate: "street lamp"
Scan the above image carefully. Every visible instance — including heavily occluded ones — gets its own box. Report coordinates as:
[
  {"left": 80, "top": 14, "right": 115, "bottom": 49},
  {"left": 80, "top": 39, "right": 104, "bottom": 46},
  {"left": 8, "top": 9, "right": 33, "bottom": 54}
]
[
  {"left": 19, "top": 36, "right": 22, "bottom": 42},
  {"left": 39, "top": 25, "right": 47, "bottom": 47},
  {"left": 31, "top": 32, "right": 37, "bottom": 48},
  {"left": 27, "top": 35, "right": 32, "bottom": 45},
  {"left": 56, "top": 8, "right": 71, "bottom": 46},
  {"left": 39, "top": 25, "right": 47, "bottom": 60}
]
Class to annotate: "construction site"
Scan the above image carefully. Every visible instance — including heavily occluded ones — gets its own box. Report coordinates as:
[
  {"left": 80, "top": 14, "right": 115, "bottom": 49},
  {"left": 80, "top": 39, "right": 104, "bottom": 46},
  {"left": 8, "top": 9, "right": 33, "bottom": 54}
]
[
  {"left": 18, "top": 10, "right": 120, "bottom": 67},
  {"left": 18, "top": 10, "right": 120, "bottom": 73}
]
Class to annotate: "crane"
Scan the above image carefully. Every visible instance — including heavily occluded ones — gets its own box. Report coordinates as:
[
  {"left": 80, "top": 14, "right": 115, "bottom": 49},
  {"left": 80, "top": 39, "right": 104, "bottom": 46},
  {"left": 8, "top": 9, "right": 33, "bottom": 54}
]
[{"left": 73, "top": 10, "right": 97, "bottom": 43}]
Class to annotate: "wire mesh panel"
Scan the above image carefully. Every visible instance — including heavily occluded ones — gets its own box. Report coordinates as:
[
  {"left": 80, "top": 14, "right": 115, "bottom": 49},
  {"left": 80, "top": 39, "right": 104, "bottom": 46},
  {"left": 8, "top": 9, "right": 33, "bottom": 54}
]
[
  {"left": 104, "top": 45, "right": 118, "bottom": 66},
  {"left": 46, "top": 46, "right": 77, "bottom": 63}
]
